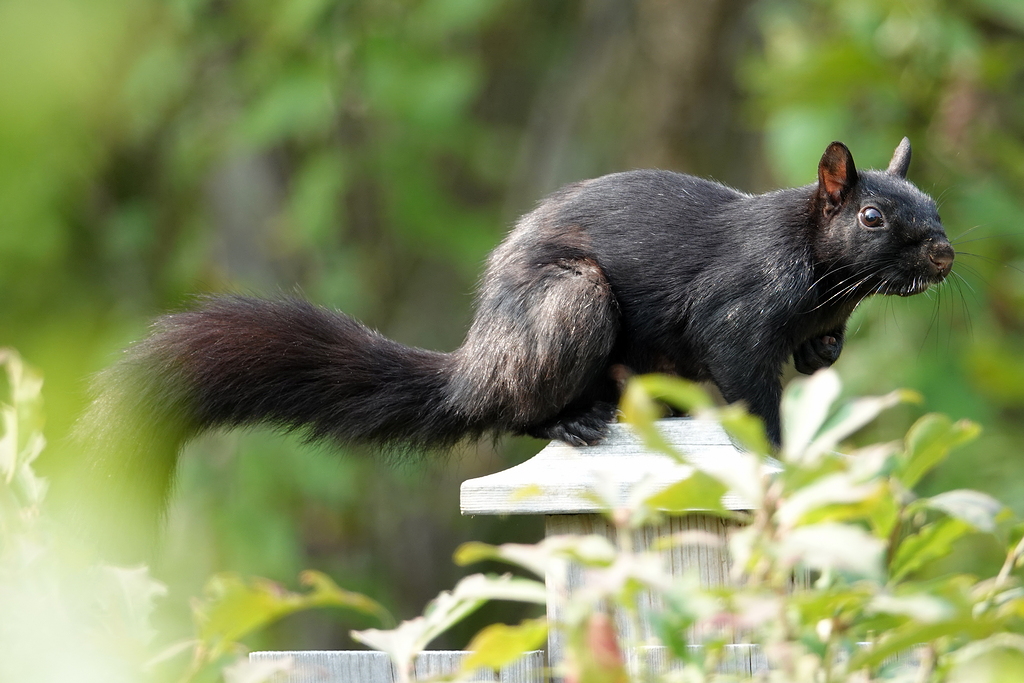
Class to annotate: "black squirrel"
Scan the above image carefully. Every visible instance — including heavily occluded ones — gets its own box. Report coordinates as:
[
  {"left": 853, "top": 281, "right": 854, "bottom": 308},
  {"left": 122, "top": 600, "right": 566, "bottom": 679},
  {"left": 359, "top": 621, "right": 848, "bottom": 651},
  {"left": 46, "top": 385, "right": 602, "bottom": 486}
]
[{"left": 77, "top": 138, "right": 952, "bottom": 524}]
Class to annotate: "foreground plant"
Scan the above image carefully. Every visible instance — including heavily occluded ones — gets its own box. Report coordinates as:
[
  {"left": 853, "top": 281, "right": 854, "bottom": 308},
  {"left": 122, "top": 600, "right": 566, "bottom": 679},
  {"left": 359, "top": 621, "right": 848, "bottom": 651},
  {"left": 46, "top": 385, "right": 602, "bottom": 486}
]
[
  {"left": 0, "top": 349, "right": 391, "bottom": 683},
  {"left": 356, "top": 369, "right": 1024, "bottom": 682},
  {"left": 5, "top": 345, "right": 1021, "bottom": 681}
]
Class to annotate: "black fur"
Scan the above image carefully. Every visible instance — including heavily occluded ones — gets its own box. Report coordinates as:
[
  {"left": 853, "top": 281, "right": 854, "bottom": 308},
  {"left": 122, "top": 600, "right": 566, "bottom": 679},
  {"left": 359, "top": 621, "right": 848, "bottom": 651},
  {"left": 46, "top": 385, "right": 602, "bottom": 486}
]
[{"left": 76, "top": 139, "right": 952, "bottom": 542}]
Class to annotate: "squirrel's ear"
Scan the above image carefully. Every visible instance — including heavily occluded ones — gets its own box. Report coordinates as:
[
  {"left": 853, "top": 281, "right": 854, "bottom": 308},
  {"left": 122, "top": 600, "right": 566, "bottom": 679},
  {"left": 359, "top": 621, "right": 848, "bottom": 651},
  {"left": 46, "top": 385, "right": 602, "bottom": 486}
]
[
  {"left": 817, "top": 141, "right": 857, "bottom": 212},
  {"left": 887, "top": 137, "right": 912, "bottom": 178}
]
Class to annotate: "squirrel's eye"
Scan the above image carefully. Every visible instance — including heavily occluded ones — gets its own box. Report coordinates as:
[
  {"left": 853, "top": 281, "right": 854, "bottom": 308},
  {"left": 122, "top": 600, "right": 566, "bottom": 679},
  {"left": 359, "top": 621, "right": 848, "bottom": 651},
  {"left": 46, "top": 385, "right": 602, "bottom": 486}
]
[{"left": 859, "top": 206, "right": 884, "bottom": 228}]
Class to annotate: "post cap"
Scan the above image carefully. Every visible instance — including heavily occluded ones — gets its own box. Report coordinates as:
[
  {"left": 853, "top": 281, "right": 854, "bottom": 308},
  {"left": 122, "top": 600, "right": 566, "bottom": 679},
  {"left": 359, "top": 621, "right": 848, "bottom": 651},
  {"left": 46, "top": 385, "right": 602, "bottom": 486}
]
[{"left": 460, "top": 418, "right": 779, "bottom": 516}]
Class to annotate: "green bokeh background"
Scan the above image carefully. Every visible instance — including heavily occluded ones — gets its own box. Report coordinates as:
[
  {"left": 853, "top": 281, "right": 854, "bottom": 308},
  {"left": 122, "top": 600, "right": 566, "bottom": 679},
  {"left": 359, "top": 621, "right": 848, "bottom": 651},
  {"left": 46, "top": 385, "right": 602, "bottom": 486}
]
[{"left": 3, "top": 0, "right": 1023, "bottom": 654}]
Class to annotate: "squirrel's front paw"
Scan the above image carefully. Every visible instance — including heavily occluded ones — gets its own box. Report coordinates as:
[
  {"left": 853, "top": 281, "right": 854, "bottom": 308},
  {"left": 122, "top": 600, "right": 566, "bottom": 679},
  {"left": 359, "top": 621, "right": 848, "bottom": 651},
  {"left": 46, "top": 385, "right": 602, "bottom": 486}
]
[{"left": 794, "top": 334, "right": 843, "bottom": 375}]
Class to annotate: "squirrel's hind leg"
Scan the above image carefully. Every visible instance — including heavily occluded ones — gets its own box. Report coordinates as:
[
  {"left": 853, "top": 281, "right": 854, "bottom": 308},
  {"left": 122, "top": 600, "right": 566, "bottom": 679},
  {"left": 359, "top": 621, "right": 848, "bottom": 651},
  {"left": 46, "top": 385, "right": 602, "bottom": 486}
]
[
  {"left": 451, "top": 254, "right": 620, "bottom": 442},
  {"left": 524, "top": 395, "right": 618, "bottom": 446}
]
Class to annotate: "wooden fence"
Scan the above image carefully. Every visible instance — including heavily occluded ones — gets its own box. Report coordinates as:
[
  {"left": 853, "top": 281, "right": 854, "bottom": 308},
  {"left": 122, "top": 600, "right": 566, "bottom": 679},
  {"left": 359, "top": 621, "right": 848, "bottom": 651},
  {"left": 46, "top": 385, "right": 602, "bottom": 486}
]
[{"left": 252, "top": 419, "right": 770, "bottom": 682}]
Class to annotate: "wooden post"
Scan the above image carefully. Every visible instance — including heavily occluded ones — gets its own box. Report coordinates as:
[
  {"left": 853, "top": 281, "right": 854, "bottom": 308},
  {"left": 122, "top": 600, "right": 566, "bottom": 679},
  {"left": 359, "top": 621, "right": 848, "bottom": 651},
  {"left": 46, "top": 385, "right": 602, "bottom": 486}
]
[
  {"left": 460, "top": 418, "right": 778, "bottom": 677},
  {"left": 252, "top": 417, "right": 775, "bottom": 680},
  {"left": 249, "top": 650, "right": 545, "bottom": 682}
]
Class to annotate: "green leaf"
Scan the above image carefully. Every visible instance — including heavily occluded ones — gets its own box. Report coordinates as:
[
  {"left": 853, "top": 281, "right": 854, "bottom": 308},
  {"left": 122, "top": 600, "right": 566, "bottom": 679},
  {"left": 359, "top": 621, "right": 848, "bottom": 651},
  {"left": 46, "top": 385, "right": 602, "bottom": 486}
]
[
  {"left": 948, "top": 633, "right": 1024, "bottom": 683},
  {"left": 778, "top": 522, "right": 884, "bottom": 579},
  {"left": 461, "top": 617, "right": 547, "bottom": 671},
  {"left": 803, "top": 389, "right": 919, "bottom": 463},
  {"left": 635, "top": 374, "right": 715, "bottom": 413},
  {"left": 509, "top": 484, "right": 544, "bottom": 502},
  {"left": 867, "top": 593, "right": 955, "bottom": 623},
  {"left": 222, "top": 655, "right": 296, "bottom": 683},
  {"left": 867, "top": 484, "right": 901, "bottom": 539},
  {"left": 352, "top": 617, "right": 437, "bottom": 679},
  {"left": 455, "top": 535, "right": 618, "bottom": 577},
  {"left": 970, "top": 0, "right": 1024, "bottom": 33},
  {"left": 352, "top": 580, "right": 487, "bottom": 674},
  {"left": 448, "top": 574, "right": 547, "bottom": 606},
  {"left": 652, "top": 575, "right": 722, "bottom": 661},
  {"left": 300, "top": 571, "right": 396, "bottom": 625},
  {"left": 239, "top": 71, "right": 336, "bottom": 146},
  {"left": 0, "top": 405, "right": 17, "bottom": 483},
  {"left": 781, "top": 369, "right": 842, "bottom": 462},
  {"left": 619, "top": 378, "right": 678, "bottom": 458},
  {"left": 621, "top": 375, "right": 721, "bottom": 460},
  {"left": 619, "top": 376, "right": 660, "bottom": 429},
  {"left": 96, "top": 566, "right": 168, "bottom": 646},
  {"left": 196, "top": 571, "right": 392, "bottom": 658},
  {"left": 715, "top": 404, "right": 771, "bottom": 457},
  {"left": 0, "top": 348, "right": 45, "bottom": 486},
  {"left": 791, "top": 584, "right": 875, "bottom": 624},
  {"left": 915, "top": 489, "right": 1008, "bottom": 534},
  {"left": 775, "top": 472, "right": 880, "bottom": 529},
  {"left": 890, "top": 517, "right": 973, "bottom": 582},
  {"left": 899, "top": 414, "right": 981, "bottom": 489},
  {"left": 455, "top": 541, "right": 547, "bottom": 577},
  {"left": 352, "top": 573, "right": 541, "bottom": 676},
  {"left": 850, "top": 618, "right": 985, "bottom": 670},
  {"left": 643, "top": 470, "right": 728, "bottom": 514},
  {"left": 695, "top": 450, "right": 767, "bottom": 509},
  {"left": 1, "top": 347, "right": 43, "bottom": 414}
]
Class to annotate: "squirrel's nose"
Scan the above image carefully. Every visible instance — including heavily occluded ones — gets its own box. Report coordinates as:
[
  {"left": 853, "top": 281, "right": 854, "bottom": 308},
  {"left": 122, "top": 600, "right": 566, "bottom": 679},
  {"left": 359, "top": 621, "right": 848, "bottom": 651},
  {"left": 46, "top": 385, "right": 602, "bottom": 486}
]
[{"left": 928, "top": 242, "right": 954, "bottom": 276}]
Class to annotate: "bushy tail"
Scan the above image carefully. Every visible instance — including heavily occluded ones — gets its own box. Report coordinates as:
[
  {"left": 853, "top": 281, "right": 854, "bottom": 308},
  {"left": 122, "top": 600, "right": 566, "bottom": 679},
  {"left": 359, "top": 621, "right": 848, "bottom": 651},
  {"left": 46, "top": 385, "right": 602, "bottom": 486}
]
[{"left": 70, "top": 295, "right": 476, "bottom": 556}]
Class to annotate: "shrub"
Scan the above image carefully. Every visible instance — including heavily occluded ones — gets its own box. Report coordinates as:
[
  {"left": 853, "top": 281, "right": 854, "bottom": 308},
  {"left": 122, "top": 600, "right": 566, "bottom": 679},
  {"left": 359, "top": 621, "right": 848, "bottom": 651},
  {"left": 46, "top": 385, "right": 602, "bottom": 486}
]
[
  {"left": 357, "top": 371, "right": 1024, "bottom": 682},
  {"left": 3, "top": 347, "right": 1020, "bottom": 682},
  {"left": 0, "top": 349, "right": 391, "bottom": 683}
]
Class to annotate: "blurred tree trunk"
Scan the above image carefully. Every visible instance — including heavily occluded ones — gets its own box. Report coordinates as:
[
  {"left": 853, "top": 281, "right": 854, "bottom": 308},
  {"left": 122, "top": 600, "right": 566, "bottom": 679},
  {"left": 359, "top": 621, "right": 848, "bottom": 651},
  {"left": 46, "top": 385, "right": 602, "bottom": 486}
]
[
  {"left": 626, "top": 0, "right": 762, "bottom": 183},
  {"left": 508, "top": 0, "right": 763, "bottom": 219},
  {"left": 374, "top": 0, "right": 768, "bottom": 642}
]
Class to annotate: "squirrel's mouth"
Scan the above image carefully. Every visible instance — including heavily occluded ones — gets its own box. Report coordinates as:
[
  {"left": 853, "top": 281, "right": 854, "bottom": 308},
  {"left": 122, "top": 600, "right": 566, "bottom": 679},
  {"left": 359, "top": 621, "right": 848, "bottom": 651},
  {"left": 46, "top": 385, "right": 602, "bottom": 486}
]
[
  {"left": 894, "top": 275, "right": 944, "bottom": 297},
  {"left": 874, "top": 269, "right": 947, "bottom": 297},
  {"left": 886, "top": 241, "right": 955, "bottom": 297}
]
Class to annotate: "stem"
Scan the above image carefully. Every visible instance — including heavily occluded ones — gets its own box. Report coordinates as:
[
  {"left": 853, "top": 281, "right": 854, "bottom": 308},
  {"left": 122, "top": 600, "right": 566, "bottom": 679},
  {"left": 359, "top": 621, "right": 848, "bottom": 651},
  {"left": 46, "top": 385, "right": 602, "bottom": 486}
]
[
  {"left": 994, "top": 532, "right": 1024, "bottom": 593},
  {"left": 978, "top": 531, "right": 1024, "bottom": 615},
  {"left": 966, "top": 532, "right": 1024, "bottom": 622},
  {"left": 614, "top": 513, "right": 647, "bottom": 681},
  {"left": 884, "top": 507, "right": 904, "bottom": 574},
  {"left": 176, "top": 644, "right": 207, "bottom": 683},
  {"left": 823, "top": 638, "right": 834, "bottom": 683},
  {"left": 913, "top": 644, "right": 935, "bottom": 683},
  {"left": 774, "top": 591, "right": 798, "bottom": 682}
]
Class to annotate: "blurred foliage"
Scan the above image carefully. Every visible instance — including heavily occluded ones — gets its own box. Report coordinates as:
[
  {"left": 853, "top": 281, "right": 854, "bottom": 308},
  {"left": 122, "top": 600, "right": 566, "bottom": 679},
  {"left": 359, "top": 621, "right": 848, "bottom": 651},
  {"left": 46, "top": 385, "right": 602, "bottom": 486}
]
[
  {"left": 355, "top": 371, "right": 1024, "bottom": 682},
  {"left": 1, "top": 0, "right": 1023, "bottom": 658},
  {"left": 0, "top": 348, "right": 393, "bottom": 683}
]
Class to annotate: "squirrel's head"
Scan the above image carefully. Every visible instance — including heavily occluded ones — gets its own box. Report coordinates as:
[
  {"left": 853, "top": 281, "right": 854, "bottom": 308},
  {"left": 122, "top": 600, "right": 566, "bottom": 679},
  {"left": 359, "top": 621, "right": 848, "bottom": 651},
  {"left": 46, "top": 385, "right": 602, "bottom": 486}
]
[{"left": 812, "top": 138, "right": 954, "bottom": 297}]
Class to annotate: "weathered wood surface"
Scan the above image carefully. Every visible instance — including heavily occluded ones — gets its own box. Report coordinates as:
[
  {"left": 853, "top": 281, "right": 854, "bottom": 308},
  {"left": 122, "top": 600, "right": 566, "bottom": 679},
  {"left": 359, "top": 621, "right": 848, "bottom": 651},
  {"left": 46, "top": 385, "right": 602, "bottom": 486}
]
[
  {"left": 251, "top": 419, "right": 783, "bottom": 681},
  {"left": 460, "top": 418, "right": 775, "bottom": 675},
  {"left": 246, "top": 645, "right": 773, "bottom": 680},
  {"left": 544, "top": 512, "right": 744, "bottom": 674},
  {"left": 248, "top": 651, "right": 390, "bottom": 683},
  {"left": 248, "top": 643, "right": 919, "bottom": 681},
  {"left": 248, "top": 649, "right": 546, "bottom": 682},
  {"left": 460, "top": 418, "right": 778, "bottom": 515},
  {"left": 636, "top": 644, "right": 769, "bottom": 676}
]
